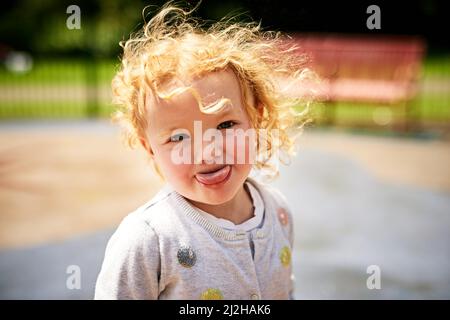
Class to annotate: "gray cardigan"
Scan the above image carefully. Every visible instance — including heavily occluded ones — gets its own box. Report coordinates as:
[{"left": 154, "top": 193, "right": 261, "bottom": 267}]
[{"left": 94, "top": 177, "right": 295, "bottom": 300}]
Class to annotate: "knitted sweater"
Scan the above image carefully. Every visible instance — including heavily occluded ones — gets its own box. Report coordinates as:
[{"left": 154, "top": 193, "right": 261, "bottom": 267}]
[{"left": 94, "top": 177, "right": 295, "bottom": 300}]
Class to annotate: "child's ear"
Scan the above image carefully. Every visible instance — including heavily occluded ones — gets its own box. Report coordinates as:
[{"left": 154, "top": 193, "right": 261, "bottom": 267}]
[
  {"left": 256, "top": 102, "right": 264, "bottom": 118},
  {"left": 139, "top": 137, "right": 154, "bottom": 156}
]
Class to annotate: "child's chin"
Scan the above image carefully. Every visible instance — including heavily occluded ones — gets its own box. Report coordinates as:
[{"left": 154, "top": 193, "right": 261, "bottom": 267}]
[{"left": 198, "top": 192, "right": 235, "bottom": 205}]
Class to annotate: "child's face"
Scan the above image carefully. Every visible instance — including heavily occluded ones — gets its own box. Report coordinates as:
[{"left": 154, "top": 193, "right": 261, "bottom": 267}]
[{"left": 143, "top": 68, "right": 255, "bottom": 205}]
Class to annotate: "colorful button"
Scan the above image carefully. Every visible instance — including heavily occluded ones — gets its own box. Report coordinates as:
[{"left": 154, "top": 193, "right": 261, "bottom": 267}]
[
  {"left": 278, "top": 208, "right": 289, "bottom": 226},
  {"left": 251, "top": 293, "right": 260, "bottom": 300},
  {"left": 280, "top": 246, "right": 291, "bottom": 267},
  {"left": 200, "top": 288, "right": 223, "bottom": 300},
  {"left": 177, "top": 245, "right": 196, "bottom": 268}
]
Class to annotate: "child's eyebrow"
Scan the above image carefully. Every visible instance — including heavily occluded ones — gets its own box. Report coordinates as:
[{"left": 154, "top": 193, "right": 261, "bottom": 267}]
[{"left": 158, "top": 108, "right": 235, "bottom": 139}]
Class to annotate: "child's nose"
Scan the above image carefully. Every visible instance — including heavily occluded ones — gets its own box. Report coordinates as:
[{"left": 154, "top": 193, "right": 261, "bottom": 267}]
[{"left": 193, "top": 138, "right": 224, "bottom": 165}]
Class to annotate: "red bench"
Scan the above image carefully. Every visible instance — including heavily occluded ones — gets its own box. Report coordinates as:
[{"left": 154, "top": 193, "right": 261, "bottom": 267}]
[{"left": 283, "top": 34, "right": 426, "bottom": 130}]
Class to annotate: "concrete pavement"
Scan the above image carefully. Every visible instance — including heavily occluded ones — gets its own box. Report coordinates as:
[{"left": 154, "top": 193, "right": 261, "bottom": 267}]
[{"left": 0, "top": 143, "right": 449, "bottom": 299}]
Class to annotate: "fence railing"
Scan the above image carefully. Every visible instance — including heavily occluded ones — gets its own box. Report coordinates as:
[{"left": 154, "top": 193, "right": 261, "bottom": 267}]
[
  {"left": 0, "top": 57, "right": 115, "bottom": 119},
  {"left": 0, "top": 52, "right": 449, "bottom": 132}
]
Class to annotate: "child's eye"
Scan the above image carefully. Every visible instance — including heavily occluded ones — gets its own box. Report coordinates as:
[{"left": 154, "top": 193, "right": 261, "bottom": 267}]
[
  {"left": 217, "top": 121, "right": 236, "bottom": 130},
  {"left": 169, "top": 133, "right": 190, "bottom": 142}
]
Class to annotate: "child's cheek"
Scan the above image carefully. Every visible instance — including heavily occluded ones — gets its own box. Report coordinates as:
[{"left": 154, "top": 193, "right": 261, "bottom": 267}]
[
  {"left": 163, "top": 139, "right": 197, "bottom": 166},
  {"left": 158, "top": 144, "right": 194, "bottom": 182}
]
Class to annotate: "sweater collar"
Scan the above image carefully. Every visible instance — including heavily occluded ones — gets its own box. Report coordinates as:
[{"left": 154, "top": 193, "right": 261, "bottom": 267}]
[{"left": 166, "top": 177, "right": 275, "bottom": 241}]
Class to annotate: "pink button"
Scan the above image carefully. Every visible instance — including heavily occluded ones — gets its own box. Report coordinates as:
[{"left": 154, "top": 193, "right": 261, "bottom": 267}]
[{"left": 278, "top": 208, "right": 288, "bottom": 225}]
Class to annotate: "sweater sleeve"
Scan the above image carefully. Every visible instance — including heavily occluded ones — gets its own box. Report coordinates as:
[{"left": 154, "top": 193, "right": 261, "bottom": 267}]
[
  {"left": 267, "top": 185, "right": 295, "bottom": 247},
  {"left": 281, "top": 197, "right": 296, "bottom": 300},
  {"left": 94, "top": 215, "right": 161, "bottom": 300},
  {"left": 267, "top": 185, "right": 296, "bottom": 300}
]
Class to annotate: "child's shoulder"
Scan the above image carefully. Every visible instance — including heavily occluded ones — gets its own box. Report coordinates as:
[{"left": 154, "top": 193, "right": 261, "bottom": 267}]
[
  {"left": 247, "top": 177, "right": 294, "bottom": 244},
  {"left": 103, "top": 184, "right": 186, "bottom": 257},
  {"left": 120, "top": 184, "right": 181, "bottom": 229}
]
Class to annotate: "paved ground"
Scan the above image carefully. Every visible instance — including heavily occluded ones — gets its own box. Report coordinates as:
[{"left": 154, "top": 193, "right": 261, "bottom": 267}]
[
  {"left": 0, "top": 121, "right": 449, "bottom": 299},
  {"left": 274, "top": 148, "right": 450, "bottom": 299},
  {"left": 0, "top": 121, "right": 163, "bottom": 249}
]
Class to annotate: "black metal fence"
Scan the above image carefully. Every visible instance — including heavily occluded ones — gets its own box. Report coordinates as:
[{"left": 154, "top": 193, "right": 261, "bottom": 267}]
[{"left": 0, "top": 54, "right": 449, "bottom": 132}]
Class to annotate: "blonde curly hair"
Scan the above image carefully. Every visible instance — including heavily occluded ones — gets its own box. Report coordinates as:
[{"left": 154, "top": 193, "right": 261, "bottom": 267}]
[{"left": 112, "top": 2, "right": 314, "bottom": 179}]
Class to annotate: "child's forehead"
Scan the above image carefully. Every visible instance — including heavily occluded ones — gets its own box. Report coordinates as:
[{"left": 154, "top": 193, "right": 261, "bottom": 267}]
[
  {"left": 189, "top": 69, "right": 241, "bottom": 101},
  {"left": 173, "top": 68, "right": 238, "bottom": 92},
  {"left": 147, "top": 68, "right": 244, "bottom": 110}
]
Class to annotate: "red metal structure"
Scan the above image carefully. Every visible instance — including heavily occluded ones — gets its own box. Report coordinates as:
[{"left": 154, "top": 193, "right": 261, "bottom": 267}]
[{"left": 284, "top": 34, "right": 426, "bottom": 129}]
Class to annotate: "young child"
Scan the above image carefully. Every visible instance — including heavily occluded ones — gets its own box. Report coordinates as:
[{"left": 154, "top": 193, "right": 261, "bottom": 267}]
[{"left": 95, "top": 3, "right": 311, "bottom": 300}]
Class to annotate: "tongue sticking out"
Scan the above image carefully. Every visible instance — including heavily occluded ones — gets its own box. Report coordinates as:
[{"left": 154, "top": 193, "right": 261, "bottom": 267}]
[{"left": 195, "top": 165, "right": 231, "bottom": 185}]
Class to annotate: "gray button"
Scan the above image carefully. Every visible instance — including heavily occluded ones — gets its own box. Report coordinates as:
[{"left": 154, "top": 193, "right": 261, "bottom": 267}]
[
  {"left": 177, "top": 245, "right": 196, "bottom": 268},
  {"left": 251, "top": 293, "right": 260, "bottom": 300}
]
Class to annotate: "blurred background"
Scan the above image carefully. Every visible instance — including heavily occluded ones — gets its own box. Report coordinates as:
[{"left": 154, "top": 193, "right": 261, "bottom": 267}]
[{"left": 0, "top": 0, "right": 449, "bottom": 299}]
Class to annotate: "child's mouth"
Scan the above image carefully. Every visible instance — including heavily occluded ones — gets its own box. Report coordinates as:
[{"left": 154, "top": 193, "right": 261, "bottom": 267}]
[{"left": 195, "top": 165, "right": 232, "bottom": 186}]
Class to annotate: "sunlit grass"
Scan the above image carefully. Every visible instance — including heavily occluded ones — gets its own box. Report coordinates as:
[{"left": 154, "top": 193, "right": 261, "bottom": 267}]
[{"left": 0, "top": 56, "right": 449, "bottom": 125}]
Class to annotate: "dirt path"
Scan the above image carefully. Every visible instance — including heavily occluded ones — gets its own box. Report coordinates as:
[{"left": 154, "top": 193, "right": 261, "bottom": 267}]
[
  {"left": 0, "top": 126, "right": 163, "bottom": 249},
  {"left": 0, "top": 124, "right": 449, "bottom": 249}
]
